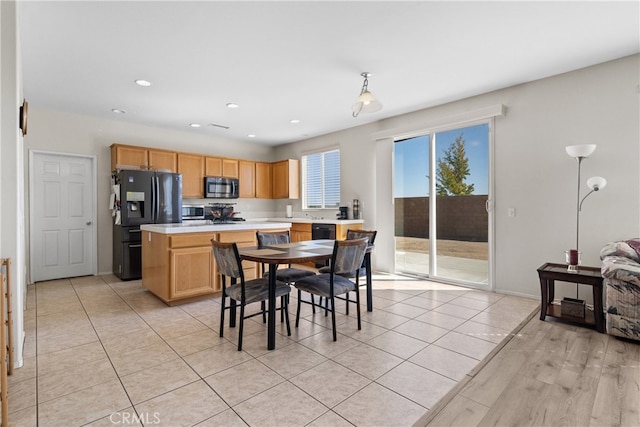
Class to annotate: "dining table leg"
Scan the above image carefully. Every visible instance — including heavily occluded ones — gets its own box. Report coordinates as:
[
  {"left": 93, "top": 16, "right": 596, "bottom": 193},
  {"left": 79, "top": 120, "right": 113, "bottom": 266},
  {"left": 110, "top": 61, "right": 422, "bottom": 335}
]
[
  {"left": 267, "top": 263, "right": 277, "bottom": 350},
  {"left": 365, "top": 252, "right": 373, "bottom": 312}
]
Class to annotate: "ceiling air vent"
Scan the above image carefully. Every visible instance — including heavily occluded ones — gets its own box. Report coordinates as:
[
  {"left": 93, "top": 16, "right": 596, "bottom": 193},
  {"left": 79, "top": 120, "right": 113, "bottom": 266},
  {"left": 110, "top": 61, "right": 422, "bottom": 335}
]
[{"left": 208, "top": 123, "right": 230, "bottom": 130}]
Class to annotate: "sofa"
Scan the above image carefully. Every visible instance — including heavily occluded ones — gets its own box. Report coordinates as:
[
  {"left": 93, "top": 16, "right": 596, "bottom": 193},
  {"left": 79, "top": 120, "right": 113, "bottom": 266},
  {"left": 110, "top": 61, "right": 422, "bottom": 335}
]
[{"left": 600, "top": 239, "right": 640, "bottom": 341}]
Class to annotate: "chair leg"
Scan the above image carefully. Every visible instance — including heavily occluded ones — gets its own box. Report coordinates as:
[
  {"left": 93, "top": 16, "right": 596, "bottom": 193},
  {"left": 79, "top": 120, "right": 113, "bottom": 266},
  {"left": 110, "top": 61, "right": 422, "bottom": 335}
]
[
  {"left": 325, "top": 296, "right": 329, "bottom": 317},
  {"left": 280, "top": 295, "right": 285, "bottom": 323},
  {"left": 355, "top": 288, "right": 362, "bottom": 331},
  {"left": 219, "top": 294, "right": 226, "bottom": 338},
  {"left": 345, "top": 292, "right": 350, "bottom": 315},
  {"left": 238, "top": 303, "right": 245, "bottom": 351},
  {"left": 283, "top": 295, "right": 291, "bottom": 336},
  {"left": 311, "top": 295, "right": 316, "bottom": 313},
  {"left": 295, "top": 289, "right": 302, "bottom": 328},
  {"left": 261, "top": 301, "right": 267, "bottom": 323},
  {"left": 330, "top": 296, "right": 337, "bottom": 341}
]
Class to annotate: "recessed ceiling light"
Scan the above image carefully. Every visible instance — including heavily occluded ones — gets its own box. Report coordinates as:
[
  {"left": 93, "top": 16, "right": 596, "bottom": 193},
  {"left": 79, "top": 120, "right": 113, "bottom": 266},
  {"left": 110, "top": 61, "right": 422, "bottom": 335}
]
[
  {"left": 111, "top": 109, "right": 126, "bottom": 114},
  {"left": 290, "top": 119, "right": 301, "bottom": 124},
  {"left": 189, "top": 123, "right": 201, "bottom": 128},
  {"left": 226, "top": 103, "right": 239, "bottom": 109},
  {"left": 135, "top": 79, "right": 151, "bottom": 87},
  {"left": 247, "top": 134, "right": 256, "bottom": 138}
]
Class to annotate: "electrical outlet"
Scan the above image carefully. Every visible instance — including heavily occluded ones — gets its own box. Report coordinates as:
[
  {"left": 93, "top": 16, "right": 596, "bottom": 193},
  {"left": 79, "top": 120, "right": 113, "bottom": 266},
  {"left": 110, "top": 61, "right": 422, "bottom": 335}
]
[{"left": 507, "top": 207, "right": 516, "bottom": 217}]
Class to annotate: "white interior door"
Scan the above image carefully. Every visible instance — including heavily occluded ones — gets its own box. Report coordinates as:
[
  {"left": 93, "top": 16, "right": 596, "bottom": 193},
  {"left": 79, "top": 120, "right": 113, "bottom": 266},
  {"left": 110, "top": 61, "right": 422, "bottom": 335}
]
[{"left": 30, "top": 151, "right": 96, "bottom": 282}]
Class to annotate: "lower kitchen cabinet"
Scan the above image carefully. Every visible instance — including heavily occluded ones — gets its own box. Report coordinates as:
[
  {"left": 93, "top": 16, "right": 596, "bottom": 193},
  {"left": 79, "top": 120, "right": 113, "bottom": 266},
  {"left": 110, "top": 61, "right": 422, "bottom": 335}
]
[
  {"left": 142, "top": 229, "right": 261, "bottom": 304},
  {"left": 290, "top": 223, "right": 311, "bottom": 242},
  {"left": 170, "top": 246, "right": 215, "bottom": 299}
]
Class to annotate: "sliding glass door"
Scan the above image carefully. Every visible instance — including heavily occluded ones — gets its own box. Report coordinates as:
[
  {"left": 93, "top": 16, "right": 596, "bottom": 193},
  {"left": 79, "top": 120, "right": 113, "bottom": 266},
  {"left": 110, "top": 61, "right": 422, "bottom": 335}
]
[{"left": 394, "top": 123, "right": 490, "bottom": 286}]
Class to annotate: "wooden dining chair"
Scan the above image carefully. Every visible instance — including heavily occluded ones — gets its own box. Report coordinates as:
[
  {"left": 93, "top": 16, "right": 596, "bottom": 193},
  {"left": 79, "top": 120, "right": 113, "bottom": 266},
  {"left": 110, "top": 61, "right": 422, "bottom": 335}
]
[
  {"left": 294, "top": 237, "right": 368, "bottom": 341},
  {"left": 212, "top": 238, "right": 292, "bottom": 351}
]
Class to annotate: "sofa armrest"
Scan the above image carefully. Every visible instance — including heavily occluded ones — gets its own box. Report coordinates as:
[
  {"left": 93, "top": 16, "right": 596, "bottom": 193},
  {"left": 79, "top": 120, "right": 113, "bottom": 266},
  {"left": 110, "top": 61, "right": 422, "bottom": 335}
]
[
  {"left": 601, "top": 256, "right": 640, "bottom": 287},
  {"left": 600, "top": 239, "right": 640, "bottom": 262}
]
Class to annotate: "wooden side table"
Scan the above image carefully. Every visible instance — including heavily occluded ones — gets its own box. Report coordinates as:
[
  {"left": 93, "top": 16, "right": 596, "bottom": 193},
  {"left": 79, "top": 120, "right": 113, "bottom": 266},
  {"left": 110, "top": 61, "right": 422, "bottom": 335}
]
[{"left": 537, "top": 262, "right": 605, "bottom": 333}]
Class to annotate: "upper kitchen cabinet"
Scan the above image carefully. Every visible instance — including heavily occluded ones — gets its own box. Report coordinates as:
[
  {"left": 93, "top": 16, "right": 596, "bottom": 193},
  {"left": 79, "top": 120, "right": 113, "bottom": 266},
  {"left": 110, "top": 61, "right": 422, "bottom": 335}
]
[
  {"left": 110, "top": 144, "right": 177, "bottom": 172},
  {"left": 222, "top": 159, "right": 239, "bottom": 178},
  {"left": 272, "top": 159, "right": 300, "bottom": 199},
  {"left": 238, "top": 160, "right": 255, "bottom": 198},
  {"left": 148, "top": 150, "right": 177, "bottom": 172},
  {"left": 255, "top": 162, "right": 272, "bottom": 199},
  {"left": 111, "top": 144, "right": 148, "bottom": 171},
  {"left": 205, "top": 157, "right": 239, "bottom": 178},
  {"left": 178, "top": 153, "right": 205, "bottom": 198},
  {"left": 205, "top": 157, "right": 222, "bottom": 176}
]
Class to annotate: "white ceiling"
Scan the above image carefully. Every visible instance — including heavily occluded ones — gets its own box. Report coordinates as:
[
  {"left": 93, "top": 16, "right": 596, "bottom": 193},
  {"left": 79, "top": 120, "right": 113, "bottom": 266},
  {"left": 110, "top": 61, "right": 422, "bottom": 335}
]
[{"left": 19, "top": 1, "right": 640, "bottom": 146}]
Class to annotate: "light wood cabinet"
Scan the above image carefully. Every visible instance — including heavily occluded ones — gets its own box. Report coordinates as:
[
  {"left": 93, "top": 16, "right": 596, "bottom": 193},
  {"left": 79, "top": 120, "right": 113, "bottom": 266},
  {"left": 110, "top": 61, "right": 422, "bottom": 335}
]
[
  {"left": 170, "top": 246, "right": 215, "bottom": 298},
  {"left": 272, "top": 159, "right": 300, "bottom": 199},
  {"left": 142, "top": 228, "right": 273, "bottom": 304},
  {"left": 111, "top": 144, "right": 178, "bottom": 173},
  {"left": 205, "top": 157, "right": 222, "bottom": 176},
  {"left": 336, "top": 223, "right": 362, "bottom": 240},
  {"left": 222, "top": 159, "right": 239, "bottom": 178},
  {"left": 142, "top": 231, "right": 217, "bottom": 304},
  {"left": 178, "top": 153, "right": 205, "bottom": 198},
  {"left": 290, "top": 223, "right": 312, "bottom": 242},
  {"left": 217, "top": 230, "right": 258, "bottom": 281},
  {"left": 238, "top": 160, "right": 255, "bottom": 198},
  {"left": 112, "top": 143, "right": 299, "bottom": 200},
  {"left": 255, "top": 162, "right": 272, "bottom": 199},
  {"left": 148, "top": 150, "right": 177, "bottom": 172},
  {"left": 205, "top": 157, "right": 239, "bottom": 178},
  {"left": 111, "top": 144, "right": 148, "bottom": 171}
]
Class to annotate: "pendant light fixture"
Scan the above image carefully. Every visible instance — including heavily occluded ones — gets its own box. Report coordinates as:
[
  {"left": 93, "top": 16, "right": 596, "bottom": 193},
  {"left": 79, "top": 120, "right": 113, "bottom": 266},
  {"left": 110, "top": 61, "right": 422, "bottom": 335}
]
[{"left": 352, "top": 72, "right": 382, "bottom": 117}]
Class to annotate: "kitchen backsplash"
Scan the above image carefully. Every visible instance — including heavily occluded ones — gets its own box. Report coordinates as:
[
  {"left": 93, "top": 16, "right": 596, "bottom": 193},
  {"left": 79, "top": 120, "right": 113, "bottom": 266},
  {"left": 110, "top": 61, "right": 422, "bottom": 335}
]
[
  {"left": 183, "top": 198, "right": 277, "bottom": 219},
  {"left": 183, "top": 198, "right": 351, "bottom": 220}
]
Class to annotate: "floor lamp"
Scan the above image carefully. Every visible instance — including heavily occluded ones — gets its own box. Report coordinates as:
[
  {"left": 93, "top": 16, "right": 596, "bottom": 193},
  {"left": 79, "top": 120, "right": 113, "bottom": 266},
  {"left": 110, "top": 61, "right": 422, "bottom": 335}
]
[{"left": 564, "top": 144, "right": 607, "bottom": 315}]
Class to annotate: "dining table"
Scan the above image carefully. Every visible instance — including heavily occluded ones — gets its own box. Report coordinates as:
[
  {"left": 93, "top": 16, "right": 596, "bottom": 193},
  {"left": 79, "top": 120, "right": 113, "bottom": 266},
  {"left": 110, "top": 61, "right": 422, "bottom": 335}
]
[{"left": 239, "top": 239, "right": 374, "bottom": 350}]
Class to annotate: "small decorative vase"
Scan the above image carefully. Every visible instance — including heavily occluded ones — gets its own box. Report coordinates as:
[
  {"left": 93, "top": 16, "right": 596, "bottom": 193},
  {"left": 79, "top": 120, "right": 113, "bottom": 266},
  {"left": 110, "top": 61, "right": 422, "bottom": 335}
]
[{"left": 565, "top": 249, "right": 581, "bottom": 272}]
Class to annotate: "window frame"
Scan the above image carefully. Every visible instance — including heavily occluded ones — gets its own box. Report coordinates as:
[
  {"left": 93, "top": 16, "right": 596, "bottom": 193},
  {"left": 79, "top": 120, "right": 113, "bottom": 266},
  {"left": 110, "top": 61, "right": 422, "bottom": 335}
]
[{"left": 301, "top": 147, "right": 341, "bottom": 210}]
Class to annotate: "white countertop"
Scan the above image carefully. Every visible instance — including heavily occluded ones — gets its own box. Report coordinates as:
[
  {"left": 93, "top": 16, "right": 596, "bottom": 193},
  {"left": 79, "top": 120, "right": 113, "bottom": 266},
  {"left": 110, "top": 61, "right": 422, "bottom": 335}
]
[
  {"left": 268, "top": 218, "right": 364, "bottom": 225},
  {"left": 141, "top": 221, "right": 292, "bottom": 234}
]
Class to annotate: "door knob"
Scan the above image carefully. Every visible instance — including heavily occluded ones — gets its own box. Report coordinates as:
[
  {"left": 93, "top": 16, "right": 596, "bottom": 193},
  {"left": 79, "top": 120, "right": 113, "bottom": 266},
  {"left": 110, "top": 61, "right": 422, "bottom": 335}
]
[{"left": 86, "top": 221, "right": 92, "bottom": 225}]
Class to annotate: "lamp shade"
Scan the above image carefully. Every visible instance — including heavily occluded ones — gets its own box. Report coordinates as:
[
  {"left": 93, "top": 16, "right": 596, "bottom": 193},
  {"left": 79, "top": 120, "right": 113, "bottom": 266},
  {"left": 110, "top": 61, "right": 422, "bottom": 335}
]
[
  {"left": 352, "top": 90, "right": 382, "bottom": 114},
  {"left": 566, "top": 144, "right": 596, "bottom": 158},
  {"left": 586, "top": 176, "right": 607, "bottom": 191}
]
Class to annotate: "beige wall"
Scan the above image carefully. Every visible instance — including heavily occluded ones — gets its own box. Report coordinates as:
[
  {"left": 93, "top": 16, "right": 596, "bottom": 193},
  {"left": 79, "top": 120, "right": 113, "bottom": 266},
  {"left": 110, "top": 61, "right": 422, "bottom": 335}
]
[
  {"left": 275, "top": 54, "right": 640, "bottom": 298},
  {"left": 22, "top": 55, "right": 640, "bottom": 300},
  {"left": 24, "top": 109, "right": 277, "bottom": 276},
  {"left": 1, "top": 0, "right": 26, "bottom": 369}
]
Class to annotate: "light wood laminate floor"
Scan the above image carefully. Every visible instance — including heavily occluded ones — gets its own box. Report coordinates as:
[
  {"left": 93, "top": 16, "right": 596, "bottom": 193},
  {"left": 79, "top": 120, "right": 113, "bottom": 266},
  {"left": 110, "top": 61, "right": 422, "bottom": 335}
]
[{"left": 417, "top": 312, "right": 640, "bottom": 427}]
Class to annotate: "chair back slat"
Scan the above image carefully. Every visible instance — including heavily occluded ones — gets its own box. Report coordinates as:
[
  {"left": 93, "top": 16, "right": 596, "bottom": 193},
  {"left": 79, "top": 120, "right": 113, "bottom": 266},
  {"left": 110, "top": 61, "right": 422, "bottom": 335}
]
[
  {"left": 256, "top": 230, "right": 291, "bottom": 246},
  {"left": 332, "top": 237, "right": 368, "bottom": 275},
  {"left": 346, "top": 229, "right": 377, "bottom": 246},
  {"left": 211, "top": 240, "right": 242, "bottom": 279}
]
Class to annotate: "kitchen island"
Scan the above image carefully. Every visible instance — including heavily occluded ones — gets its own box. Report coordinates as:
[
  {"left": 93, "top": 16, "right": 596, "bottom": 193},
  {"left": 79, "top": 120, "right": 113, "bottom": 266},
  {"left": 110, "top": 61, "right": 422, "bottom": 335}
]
[{"left": 140, "top": 221, "right": 291, "bottom": 305}]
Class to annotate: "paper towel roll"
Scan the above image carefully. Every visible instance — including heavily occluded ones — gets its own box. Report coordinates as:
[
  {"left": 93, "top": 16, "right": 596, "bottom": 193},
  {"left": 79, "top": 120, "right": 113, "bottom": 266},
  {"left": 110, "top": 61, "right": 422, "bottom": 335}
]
[{"left": 286, "top": 205, "right": 293, "bottom": 218}]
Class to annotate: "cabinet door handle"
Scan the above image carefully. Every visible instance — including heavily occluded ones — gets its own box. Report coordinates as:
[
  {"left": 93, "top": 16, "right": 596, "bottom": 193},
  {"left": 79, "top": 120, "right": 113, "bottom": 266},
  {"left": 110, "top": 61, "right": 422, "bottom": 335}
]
[{"left": 129, "top": 244, "right": 142, "bottom": 248}]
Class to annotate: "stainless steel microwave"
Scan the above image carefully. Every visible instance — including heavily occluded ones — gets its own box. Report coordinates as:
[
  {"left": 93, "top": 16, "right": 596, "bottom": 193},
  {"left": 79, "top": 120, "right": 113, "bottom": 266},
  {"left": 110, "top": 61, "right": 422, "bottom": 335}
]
[{"left": 204, "top": 176, "right": 239, "bottom": 199}]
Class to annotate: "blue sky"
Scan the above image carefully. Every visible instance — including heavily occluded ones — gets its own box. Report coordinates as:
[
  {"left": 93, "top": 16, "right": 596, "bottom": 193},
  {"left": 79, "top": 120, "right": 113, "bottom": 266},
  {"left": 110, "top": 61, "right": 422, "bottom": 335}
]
[{"left": 394, "top": 123, "right": 489, "bottom": 197}]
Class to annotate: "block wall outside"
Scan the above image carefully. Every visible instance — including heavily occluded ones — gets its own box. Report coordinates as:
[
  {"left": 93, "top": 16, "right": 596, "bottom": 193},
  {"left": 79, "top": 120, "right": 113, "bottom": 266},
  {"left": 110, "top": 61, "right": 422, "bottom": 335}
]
[{"left": 394, "top": 195, "right": 488, "bottom": 242}]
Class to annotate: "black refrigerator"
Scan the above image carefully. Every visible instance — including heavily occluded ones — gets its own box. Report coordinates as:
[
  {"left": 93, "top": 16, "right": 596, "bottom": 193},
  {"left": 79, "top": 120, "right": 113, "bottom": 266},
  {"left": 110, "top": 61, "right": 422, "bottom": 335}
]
[{"left": 113, "top": 170, "right": 182, "bottom": 280}]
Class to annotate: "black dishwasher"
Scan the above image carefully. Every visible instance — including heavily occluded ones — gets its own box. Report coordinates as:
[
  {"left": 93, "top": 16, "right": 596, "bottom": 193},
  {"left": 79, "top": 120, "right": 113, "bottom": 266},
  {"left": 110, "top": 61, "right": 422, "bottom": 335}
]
[
  {"left": 311, "top": 223, "right": 336, "bottom": 267},
  {"left": 311, "top": 223, "right": 336, "bottom": 240}
]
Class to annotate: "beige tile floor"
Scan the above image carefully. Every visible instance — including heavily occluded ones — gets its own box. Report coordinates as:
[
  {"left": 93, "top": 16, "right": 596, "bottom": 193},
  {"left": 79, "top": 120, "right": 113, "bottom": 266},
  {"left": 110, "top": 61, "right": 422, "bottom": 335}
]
[{"left": 8, "top": 273, "right": 539, "bottom": 426}]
